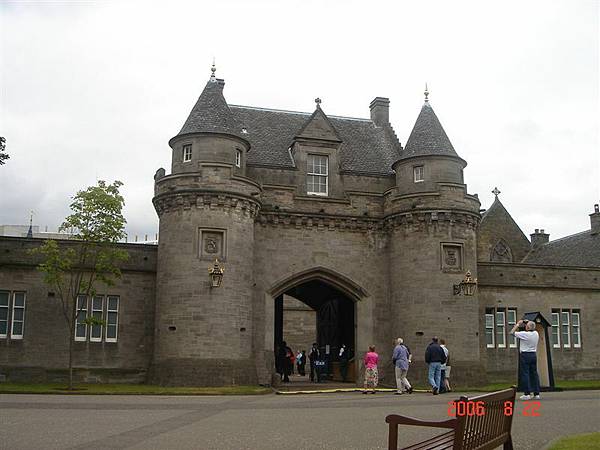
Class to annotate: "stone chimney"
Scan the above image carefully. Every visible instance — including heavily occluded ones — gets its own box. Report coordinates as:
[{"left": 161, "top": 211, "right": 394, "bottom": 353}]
[
  {"left": 530, "top": 229, "right": 550, "bottom": 249},
  {"left": 370, "top": 97, "right": 390, "bottom": 127},
  {"left": 591, "top": 203, "right": 600, "bottom": 235}
]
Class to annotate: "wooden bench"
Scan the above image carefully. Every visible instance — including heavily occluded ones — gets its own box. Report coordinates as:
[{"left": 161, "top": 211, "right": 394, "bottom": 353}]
[{"left": 386, "top": 387, "right": 516, "bottom": 450}]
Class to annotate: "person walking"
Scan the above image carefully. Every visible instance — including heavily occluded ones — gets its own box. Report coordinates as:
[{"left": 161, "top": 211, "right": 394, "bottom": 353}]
[
  {"left": 439, "top": 339, "right": 451, "bottom": 393},
  {"left": 510, "top": 320, "right": 541, "bottom": 400},
  {"left": 392, "top": 338, "right": 413, "bottom": 394},
  {"left": 338, "top": 344, "right": 349, "bottom": 382},
  {"left": 363, "top": 345, "right": 379, "bottom": 394},
  {"left": 309, "top": 343, "right": 322, "bottom": 383},
  {"left": 278, "top": 341, "right": 293, "bottom": 383},
  {"left": 296, "top": 350, "right": 306, "bottom": 376},
  {"left": 425, "top": 336, "right": 446, "bottom": 395}
]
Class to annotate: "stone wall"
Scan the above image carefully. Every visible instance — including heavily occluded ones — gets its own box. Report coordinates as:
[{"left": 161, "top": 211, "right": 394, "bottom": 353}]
[
  {"left": 0, "top": 237, "right": 157, "bottom": 383},
  {"left": 478, "top": 263, "right": 600, "bottom": 381},
  {"left": 282, "top": 294, "right": 316, "bottom": 354}
]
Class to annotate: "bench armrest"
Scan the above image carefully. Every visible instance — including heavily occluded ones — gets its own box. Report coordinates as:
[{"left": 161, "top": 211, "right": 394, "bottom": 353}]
[{"left": 385, "top": 414, "right": 457, "bottom": 429}]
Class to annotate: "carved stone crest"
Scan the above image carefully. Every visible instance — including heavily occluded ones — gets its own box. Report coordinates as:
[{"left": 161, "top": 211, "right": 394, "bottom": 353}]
[
  {"left": 199, "top": 229, "right": 226, "bottom": 260},
  {"left": 441, "top": 243, "right": 463, "bottom": 272}
]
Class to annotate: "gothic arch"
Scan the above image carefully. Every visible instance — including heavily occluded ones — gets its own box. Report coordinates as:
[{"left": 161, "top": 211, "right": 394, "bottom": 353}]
[
  {"left": 490, "top": 239, "right": 513, "bottom": 263},
  {"left": 268, "top": 266, "right": 368, "bottom": 302}
]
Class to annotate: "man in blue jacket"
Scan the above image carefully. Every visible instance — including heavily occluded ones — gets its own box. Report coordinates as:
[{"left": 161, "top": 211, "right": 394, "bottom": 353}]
[{"left": 425, "top": 336, "right": 447, "bottom": 395}]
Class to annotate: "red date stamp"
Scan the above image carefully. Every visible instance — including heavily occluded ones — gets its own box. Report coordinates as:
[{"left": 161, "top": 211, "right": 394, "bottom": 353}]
[{"left": 447, "top": 400, "right": 540, "bottom": 417}]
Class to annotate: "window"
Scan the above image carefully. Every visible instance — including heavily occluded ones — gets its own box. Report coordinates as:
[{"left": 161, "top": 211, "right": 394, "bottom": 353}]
[
  {"left": 75, "top": 295, "right": 88, "bottom": 341},
  {"left": 507, "top": 309, "right": 517, "bottom": 348},
  {"left": 106, "top": 296, "right": 119, "bottom": 343},
  {"left": 74, "top": 294, "right": 120, "bottom": 343},
  {"left": 485, "top": 310, "right": 494, "bottom": 348},
  {"left": 413, "top": 165, "right": 424, "bottom": 182},
  {"left": 307, "top": 154, "right": 328, "bottom": 195},
  {"left": 485, "top": 307, "right": 517, "bottom": 349},
  {"left": 235, "top": 149, "right": 242, "bottom": 168},
  {"left": 496, "top": 310, "right": 506, "bottom": 348},
  {"left": 561, "top": 311, "right": 570, "bottom": 347},
  {"left": 551, "top": 311, "right": 560, "bottom": 348},
  {"left": 90, "top": 296, "right": 103, "bottom": 342},
  {"left": 11, "top": 292, "right": 25, "bottom": 339},
  {"left": 0, "top": 291, "right": 26, "bottom": 339},
  {"left": 183, "top": 144, "right": 192, "bottom": 162},
  {"left": 0, "top": 291, "right": 9, "bottom": 338},
  {"left": 551, "top": 309, "right": 582, "bottom": 349},
  {"left": 572, "top": 312, "right": 581, "bottom": 348}
]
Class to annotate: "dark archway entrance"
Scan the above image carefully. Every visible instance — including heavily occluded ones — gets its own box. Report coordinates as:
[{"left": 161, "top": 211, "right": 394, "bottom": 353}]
[{"left": 274, "top": 279, "right": 356, "bottom": 384}]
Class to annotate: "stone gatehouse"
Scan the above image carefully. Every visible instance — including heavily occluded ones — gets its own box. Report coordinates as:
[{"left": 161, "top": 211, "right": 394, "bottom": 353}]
[{"left": 1, "top": 68, "right": 599, "bottom": 386}]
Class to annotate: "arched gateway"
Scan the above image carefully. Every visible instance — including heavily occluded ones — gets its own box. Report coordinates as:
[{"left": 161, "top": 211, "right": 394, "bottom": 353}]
[{"left": 267, "top": 267, "right": 369, "bottom": 384}]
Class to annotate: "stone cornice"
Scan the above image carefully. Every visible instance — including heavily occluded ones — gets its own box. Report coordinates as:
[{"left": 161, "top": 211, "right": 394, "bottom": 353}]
[
  {"left": 153, "top": 190, "right": 261, "bottom": 217},
  {"left": 256, "top": 209, "right": 480, "bottom": 233}
]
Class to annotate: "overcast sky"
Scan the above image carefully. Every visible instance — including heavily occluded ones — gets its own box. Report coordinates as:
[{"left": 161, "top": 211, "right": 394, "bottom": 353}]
[{"left": 1, "top": 0, "right": 598, "bottom": 242}]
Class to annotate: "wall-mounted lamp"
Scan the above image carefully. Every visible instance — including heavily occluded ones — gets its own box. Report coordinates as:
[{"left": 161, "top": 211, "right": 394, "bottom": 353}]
[
  {"left": 208, "top": 258, "right": 225, "bottom": 288},
  {"left": 453, "top": 270, "right": 478, "bottom": 296}
]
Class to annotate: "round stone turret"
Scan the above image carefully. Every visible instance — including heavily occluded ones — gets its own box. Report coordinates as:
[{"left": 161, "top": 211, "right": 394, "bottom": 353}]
[
  {"left": 384, "top": 97, "right": 484, "bottom": 383},
  {"left": 151, "top": 71, "right": 261, "bottom": 386}
]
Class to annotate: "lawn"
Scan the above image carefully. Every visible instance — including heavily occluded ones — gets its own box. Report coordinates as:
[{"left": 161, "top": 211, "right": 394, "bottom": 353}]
[
  {"left": 0, "top": 383, "right": 272, "bottom": 395},
  {"left": 548, "top": 433, "right": 600, "bottom": 450}
]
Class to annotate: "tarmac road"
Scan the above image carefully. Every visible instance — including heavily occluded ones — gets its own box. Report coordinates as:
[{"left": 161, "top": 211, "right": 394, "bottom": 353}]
[{"left": 0, "top": 389, "right": 598, "bottom": 449}]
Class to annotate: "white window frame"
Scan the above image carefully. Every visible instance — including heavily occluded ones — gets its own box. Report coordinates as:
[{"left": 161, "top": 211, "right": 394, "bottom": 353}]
[
  {"left": 183, "top": 144, "right": 192, "bottom": 163},
  {"left": 10, "top": 292, "right": 26, "bottom": 339},
  {"left": 496, "top": 310, "right": 506, "bottom": 348},
  {"left": 413, "top": 165, "right": 424, "bottom": 183},
  {"left": 235, "top": 149, "right": 242, "bottom": 168},
  {"left": 74, "top": 295, "right": 88, "bottom": 342},
  {"left": 0, "top": 290, "right": 9, "bottom": 339},
  {"left": 551, "top": 311, "right": 560, "bottom": 348},
  {"left": 90, "top": 295, "right": 104, "bottom": 342},
  {"left": 306, "top": 154, "right": 329, "bottom": 196},
  {"left": 485, "top": 311, "right": 494, "bottom": 348},
  {"left": 572, "top": 311, "right": 581, "bottom": 348},
  {"left": 507, "top": 309, "right": 517, "bottom": 348},
  {"left": 105, "top": 296, "right": 119, "bottom": 343},
  {"left": 561, "top": 311, "right": 570, "bottom": 348}
]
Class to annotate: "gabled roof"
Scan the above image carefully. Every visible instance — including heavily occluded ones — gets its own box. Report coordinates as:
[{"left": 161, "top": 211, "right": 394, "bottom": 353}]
[
  {"left": 175, "top": 78, "right": 244, "bottom": 140},
  {"left": 400, "top": 102, "right": 459, "bottom": 160},
  {"left": 229, "top": 105, "right": 400, "bottom": 175},
  {"left": 478, "top": 196, "right": 532, "bottom": 263},
  {"left": 295, "top": 106, "right": 342, "bottom": 142},
  {"left": 523, "top": 230, "right": 600, "bottom": 268}
]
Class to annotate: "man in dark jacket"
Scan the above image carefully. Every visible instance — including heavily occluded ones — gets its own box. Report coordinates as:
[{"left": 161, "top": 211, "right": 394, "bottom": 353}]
[
  {"left": 309, "top": 343, "right": 322, "bottom": 383},
  {"left": 424, "top": 336, "right": 446, "bottom": 395}
]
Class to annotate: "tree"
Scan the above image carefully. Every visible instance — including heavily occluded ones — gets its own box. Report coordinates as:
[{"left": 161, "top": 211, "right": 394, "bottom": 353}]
[
  {"left": 0, "top": 137, "right": 8, "bottom": 165},
  {"left": 33, "top": 180, "right": 128, "bottom": 389}
]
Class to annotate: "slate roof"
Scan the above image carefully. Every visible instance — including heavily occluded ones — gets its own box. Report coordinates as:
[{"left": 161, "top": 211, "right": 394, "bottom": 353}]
[
  {"left": 176, "top": 79, "right": 245, "bottom": 139},
  {"left": 400, "top": 102, "right": 460, "bottom": 160},
  {"left": 229, "top": 105, "right": 401, "bottom": 176},
  {"left": 522, "top": 230, "right": 600, "bottom": 268}
]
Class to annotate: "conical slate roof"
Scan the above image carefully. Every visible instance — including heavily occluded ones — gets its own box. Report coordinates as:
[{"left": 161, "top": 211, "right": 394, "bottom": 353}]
[
  {"left": 400, "top": 102, "right": 458, "bottom": 159},
  {"left": 175, "top": 78, "right": 244, "bottom": 139}
]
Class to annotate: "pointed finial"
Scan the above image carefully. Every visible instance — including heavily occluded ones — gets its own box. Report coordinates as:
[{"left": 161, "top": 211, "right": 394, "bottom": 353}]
[
  {"left": 492, "top": 187, "right": 501, "bottom": 197},
  {"left": 29, "top": 210, "right": 34, "bottom": 226},
  {"left": 210, "top": 58, "right": 216, "bottom": 81},
  {"left": 424, "top": 83, "right": 429, "bottom": 103},
  {"left": 315, "top": 97, "right": 322, "bottom": 108}
]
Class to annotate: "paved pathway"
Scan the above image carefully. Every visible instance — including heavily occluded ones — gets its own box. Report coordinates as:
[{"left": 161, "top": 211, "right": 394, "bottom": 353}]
[{"left": 1, "top": 390, "right": 598, "bottom": 449}]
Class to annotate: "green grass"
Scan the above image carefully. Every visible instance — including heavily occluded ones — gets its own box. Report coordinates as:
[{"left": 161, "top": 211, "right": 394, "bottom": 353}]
[
  {"left": 548, "top": 433, "right": 600, "bottom": 450},
  {"left": 0, "top": 383, "right": 272, "bottom": 395}
]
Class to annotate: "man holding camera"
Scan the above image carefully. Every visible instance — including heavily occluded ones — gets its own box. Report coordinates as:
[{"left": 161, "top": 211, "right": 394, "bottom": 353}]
[{"left": 510, "top": 319, "right": 541, "bottom": 400}]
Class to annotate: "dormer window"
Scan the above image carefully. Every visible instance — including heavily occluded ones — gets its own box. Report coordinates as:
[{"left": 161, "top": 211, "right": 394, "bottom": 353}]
[
  {"left": 413, "top": 165, "right": 424, "bottom": 183},
  {"left": 183, "top": 144, "right": 192, "bottom": 163},
  {"left": 307, "top": 154, "right": 328, "bottom": 196},
  {"left": 235, "top": 149, "right": 242, "bottom": 168}
]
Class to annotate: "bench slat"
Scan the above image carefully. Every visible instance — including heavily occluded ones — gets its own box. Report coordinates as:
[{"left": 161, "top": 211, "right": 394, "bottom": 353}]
[{"left": 400, "top": 430, "right": 455, "bottom": 450}]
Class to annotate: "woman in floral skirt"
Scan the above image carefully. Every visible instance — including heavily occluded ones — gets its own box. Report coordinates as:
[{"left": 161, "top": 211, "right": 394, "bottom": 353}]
[{"left": 363, "top": 345, "right": 379, "bottom": 394}]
